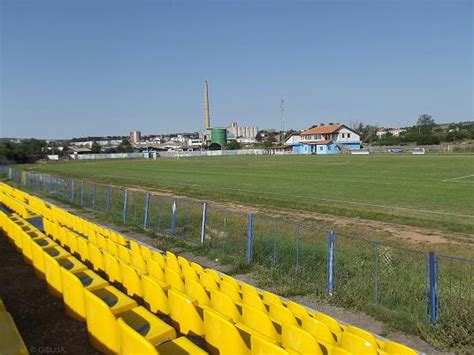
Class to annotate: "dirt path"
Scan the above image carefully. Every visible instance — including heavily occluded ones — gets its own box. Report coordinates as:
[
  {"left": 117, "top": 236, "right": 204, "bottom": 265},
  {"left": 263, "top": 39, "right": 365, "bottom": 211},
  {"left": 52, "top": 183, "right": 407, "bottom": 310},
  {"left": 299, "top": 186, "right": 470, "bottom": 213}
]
[
  {"left": 120, "top": 183, "right": 473, "bottom": 251},
  {"left": 0, "top": 234, "right": 100, "bottom": 354}
]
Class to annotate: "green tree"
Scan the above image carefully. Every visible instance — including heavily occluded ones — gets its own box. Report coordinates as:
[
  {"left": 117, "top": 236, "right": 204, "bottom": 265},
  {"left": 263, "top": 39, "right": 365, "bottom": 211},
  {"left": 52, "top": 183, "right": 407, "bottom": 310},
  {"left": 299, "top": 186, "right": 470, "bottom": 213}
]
[
  {"left": 417, "top": 114, "right": 435, "bottom": 135},
  {"left": 91, "top": 141, "right": 102, "bottom": 153},
  {"left": 263, "top": 132, "right": 276, "bottom": 149},
  {"left": 115, "top": 139, "right": 134, "bottom": 153},
  {"left": 225, "top": 140, "right": 241, "bottom": 150}
]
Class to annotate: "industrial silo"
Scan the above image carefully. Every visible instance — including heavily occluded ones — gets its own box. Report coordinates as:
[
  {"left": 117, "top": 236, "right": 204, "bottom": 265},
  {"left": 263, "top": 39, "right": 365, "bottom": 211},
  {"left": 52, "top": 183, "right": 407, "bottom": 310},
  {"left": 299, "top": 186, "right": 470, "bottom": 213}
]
[{"left": 211, "top": 128, "right": 227, "bottom": 147}]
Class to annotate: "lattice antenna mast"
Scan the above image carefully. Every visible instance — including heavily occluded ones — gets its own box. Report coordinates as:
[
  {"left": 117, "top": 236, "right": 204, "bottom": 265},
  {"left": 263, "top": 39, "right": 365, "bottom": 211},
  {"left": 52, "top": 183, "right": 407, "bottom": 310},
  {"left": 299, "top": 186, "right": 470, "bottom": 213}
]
[{"left": 280, "top": 93, "right": 285, "bottom": 139}]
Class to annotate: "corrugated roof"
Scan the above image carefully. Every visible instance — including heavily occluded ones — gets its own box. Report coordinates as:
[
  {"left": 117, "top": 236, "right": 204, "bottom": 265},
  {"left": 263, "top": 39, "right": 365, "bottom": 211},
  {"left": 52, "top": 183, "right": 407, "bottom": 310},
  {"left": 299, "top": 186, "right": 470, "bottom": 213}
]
[{"left": 301, "top": 124, "right": 343, "bottom": 135}]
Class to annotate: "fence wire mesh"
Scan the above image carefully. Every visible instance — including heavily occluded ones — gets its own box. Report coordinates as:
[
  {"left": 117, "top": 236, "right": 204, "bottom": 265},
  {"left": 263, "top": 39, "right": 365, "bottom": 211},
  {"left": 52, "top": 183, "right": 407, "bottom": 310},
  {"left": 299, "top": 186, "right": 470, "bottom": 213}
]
[{"left": 2, "top": 167, "right": 473, "bottom": 334}]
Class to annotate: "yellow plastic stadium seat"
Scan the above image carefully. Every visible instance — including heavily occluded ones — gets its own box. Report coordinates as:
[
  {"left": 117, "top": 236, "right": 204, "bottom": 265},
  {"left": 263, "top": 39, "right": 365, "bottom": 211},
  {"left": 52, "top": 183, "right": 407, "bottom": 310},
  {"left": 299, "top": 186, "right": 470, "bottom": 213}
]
[
  {"left": 331, "top": 347, "right": 354, "bottom": 355},
  {"left": 58, "top": 255, "right": 88, "bottom": 273},
  {"left": 118, "top": 306, "right": 177, "bottom": 349},
  {"left": 66, "top": 230, "right": 80, "bottom": 255},
  {"left": 120, "top": 260, "right": 144, "bottom": 297},
  {"left": 19, "top": 229, "right": 42, "bottom": 263},
  {"left": 168, "top": 288, "right": 205, "bottom": 336},
  {"left": 204, "top": 268, "right": 221, "bottom": 283},
  {"left": 107, "top": 238, "right": 119, "bottom": 257},
  {"left": 164, "top": 266, "right": 186, "bottom": 292},
  {"left": 0, "top": 311, "right": 28, "bottom": 355},
  {"left": 200, "top": 272, "right": 219, "bottom": 291},
  {"left": 312, "top": 312, "right": 343, "bottom": 340},
  {"left": 84, "top": 286, "right": 138, "bottom": 353},
  {"left": 220, "top": 280, "right": 242, "bottom": 303},
  {"left": 240, "top": 304, "right": 280, "bottom": 342},
  {"left": 221, "top": 274, "right": 240, "bottom": 290},
  {"left": 118, "top": 318, "right": 206, "bottom": 355},
  {"left": 132, "top": 252, "right": 148, "bottom": 273},
  {"left": 384, "top": 341, "right": 417, "bottom": 355},
  {"left": 346, "top": 325, "right": 379, "bottom": 348},
  {"left": 103, "top": 251, "right": 123, "bottom": 283},
  {"left": 148, "top": 258, "right": 166, "bottom": 282},
  {"left": 142, "top": 274, "right": 171, "bottom": 315},
  {"left": 262, "top": 290, "right": 284, "bottom": 306},
  {"left": 152, "top": 251, "right": 167, "bottom": 269},
  {"left": 177, "top": 255, "right": 190, "bottom": 270},
  {"left": 301, "top": 316, "right": 337, "bottom": 348},
  {"left": 281, "top": 323, "right": 324, "bottom": 355},
  {"left": 186, "top": 280, "right": 211, "bottom": 306},
  {"left": 286, "top": 300, "right": 309, "bottom": 320},
  {"left": 61, "top": 268, "right": 109, "bottom": 320},
  {"left": 118, "top": 244, "right": 132, "bottom": 264},
  {"left": 29, "top": 238, "right": 57, "bottom": 278},
  {"left": 182, "top": 264, "right": 200, "bottom": 283},
  {"left": 89, "top": 243, "right": 105, "bottom": 272},
  {"left": 339, "top": 331, "right": 378, "bottom": 355},
  {"left": 0, "top": 298, "right": 5, "bottom": 312},
  {"left": 129, "top": 240, "right": 142, "bottom": 255},
  {"left": 44, "top": 253, "right": 87, "bottom": 297},
  {"left": 242, "top": 290, "right": 267, "bottom": 313},
  {"left": 140, "top": 244, "right": 153, "bottom": 261},
  {"left": 240, "top": 282, "right": 260, "bottom": 297},
  {"left": 251, "top": 334, "right": 289, "bottom": 355},
  {"left": 269, "top": 303, "right": 298, "bottom": 326},
  {"left": 191, "top": 261, "right": 204, "bottom": 275},
  {"left": 203, "top": 307, "right": 250, "bottom": 355},
  {"left": 31, "top": 241, "right": 69, "bottom": 278},
  {"left": 209, "top": 289, "right": 241, "bottom": 323},
  {"left": 76, "top": 236, "right": 91, "bottom": 262},
  {"left": 115, "top": 232, "right": 128, "bottom": 246},
  {"left": 96, "top": 233, "right": 108, "bottom": 250},
  {"left": 165, "top": 253, "right": 181, "bottom": 275}
]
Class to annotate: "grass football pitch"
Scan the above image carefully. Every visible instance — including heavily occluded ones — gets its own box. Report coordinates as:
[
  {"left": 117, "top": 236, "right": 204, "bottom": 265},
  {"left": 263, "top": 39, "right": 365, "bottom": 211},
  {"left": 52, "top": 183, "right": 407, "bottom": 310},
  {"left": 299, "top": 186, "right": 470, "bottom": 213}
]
[{"left": 25, "top": 154, "right": 474, "bottom": 234}]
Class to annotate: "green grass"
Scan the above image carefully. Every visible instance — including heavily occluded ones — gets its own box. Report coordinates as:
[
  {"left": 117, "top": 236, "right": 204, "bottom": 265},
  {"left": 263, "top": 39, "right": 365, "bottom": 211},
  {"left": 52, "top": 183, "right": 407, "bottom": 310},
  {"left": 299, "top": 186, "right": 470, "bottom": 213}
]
[{"left": 24, "top": 154, "right": 474, "bottom": 233}]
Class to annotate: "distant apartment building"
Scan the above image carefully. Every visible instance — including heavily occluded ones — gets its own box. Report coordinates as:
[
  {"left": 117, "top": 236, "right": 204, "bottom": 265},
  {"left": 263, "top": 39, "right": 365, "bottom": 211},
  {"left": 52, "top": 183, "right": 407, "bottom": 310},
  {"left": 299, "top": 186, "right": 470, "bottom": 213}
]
[
  {"left": 129, "top": 131, "right": 141, "bottom": 144},
  {"left": 227, "top": 122, "right": 258, "bottom": 140},
  {"left": 377, "top": 127, "right": 406, "bottom": 138}
]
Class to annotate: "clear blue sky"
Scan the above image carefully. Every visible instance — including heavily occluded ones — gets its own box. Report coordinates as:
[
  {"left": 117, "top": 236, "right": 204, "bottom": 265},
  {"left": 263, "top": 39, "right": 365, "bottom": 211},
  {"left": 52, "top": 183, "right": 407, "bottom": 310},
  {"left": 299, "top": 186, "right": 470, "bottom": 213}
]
[{"left": 1, "top": 0, "right": 472, "bottom": 139}]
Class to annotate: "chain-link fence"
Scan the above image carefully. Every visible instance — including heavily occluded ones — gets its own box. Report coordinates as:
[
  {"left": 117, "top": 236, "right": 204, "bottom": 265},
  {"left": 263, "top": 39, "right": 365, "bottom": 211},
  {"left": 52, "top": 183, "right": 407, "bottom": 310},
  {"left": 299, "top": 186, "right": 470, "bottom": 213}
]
[{"left": 1, "top": 166, "right": 473, "bottom": 339}]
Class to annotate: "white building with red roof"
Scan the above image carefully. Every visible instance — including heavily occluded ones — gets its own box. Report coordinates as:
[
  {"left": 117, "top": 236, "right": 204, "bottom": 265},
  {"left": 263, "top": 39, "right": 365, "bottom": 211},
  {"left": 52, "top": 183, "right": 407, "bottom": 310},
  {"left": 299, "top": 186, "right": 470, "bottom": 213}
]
[{"left": 291, "top": 124, "right": 361, "bottom": 154}]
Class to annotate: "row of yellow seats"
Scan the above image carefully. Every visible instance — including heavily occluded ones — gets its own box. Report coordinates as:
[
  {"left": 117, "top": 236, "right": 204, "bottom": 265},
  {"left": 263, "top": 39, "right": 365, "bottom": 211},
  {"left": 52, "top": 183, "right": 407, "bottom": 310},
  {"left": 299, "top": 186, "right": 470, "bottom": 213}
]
[
  {"left": 48, "top": 216, "right": 409, "bottom": 355},
  {"left": 43, "top": 216, "right": 300, "bottom": 354},
  {"left": 2, "top": 185, "right": 417, "bottom": 355},
  {"left": 0, "top": 298, "right": 28, "bottom": 355},
  {"left": 43, "top": 212, "right": 416, "bottom": 355},
  {"left": 0, "top": 211, "right": 208, "bottom": 355},
  {"left": 0, "top": 190, "right": 39, "bottom": 219},
  {"left": 0, "top": 182, "right": 52, "bottom": 217}
]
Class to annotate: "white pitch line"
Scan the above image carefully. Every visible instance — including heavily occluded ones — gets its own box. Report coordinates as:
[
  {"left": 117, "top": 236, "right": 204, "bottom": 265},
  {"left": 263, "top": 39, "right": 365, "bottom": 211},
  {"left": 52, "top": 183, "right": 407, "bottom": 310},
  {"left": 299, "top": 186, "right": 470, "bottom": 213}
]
[{"left": 442, "top": 174, "right": 474, "bottom": 182}]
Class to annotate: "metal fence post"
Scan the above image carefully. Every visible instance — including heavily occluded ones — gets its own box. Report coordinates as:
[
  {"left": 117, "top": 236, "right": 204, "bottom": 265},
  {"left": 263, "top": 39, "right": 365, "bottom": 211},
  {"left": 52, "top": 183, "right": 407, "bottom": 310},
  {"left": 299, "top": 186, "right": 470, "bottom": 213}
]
[
  {"left": 327, "top": 230, "right": 336, "bottom": 296},
  {"left": 92, "top": 183, "right": 97, "bottom": 210},
  {"left": 143, "top": 193, "right": 150, "bottom": 229},
  {"left": 171, "top": 198, "right": 177, "bottom": 234},
  {"left": 429, "top": 251, "right": 438, "bottom": 325},
  {"left": 200, "top": 202, "right": 208, "bottom": 244},
  {"left": 247, "top": 213, "right": 254, "bottom": 264},
  {"left": 106, "top": 186, "right": 111, "bottom": 213},
  {"left": 295, "top": 225, "right": 301, "bottom": 268},
  {"left": 81, "top": 180, "right": 84, "bottom": 206},
  {"left": 70, "top": 180, "right": 75, "bottom": 202},
  {"left": 123, "top": 189, "right": 129, "bottom": 221},
  {"left": 374, "top": 241, "right": 380, "bottom": 303}
]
